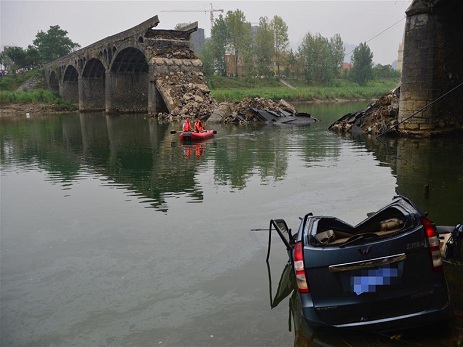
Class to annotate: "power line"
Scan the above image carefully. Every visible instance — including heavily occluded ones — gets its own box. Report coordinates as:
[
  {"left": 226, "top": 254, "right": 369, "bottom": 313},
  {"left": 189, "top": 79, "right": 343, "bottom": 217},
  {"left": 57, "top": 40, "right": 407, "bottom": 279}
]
[{"left": 345, "top": 16, "right": 406, "bottom": 59}]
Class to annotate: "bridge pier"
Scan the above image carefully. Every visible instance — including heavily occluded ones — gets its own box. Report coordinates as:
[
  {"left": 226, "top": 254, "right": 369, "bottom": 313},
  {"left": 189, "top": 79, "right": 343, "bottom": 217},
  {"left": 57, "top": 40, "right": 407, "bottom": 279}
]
[
  {"left": 104, "top": 70, "right": 149, "bottom": 114},
  {"left": 399, "top": 0, "right": 463, "bottom": 136},
  {"left": 79, "top": 76, "right": 105, "bottom": 111},
  {"left": 60, "top": 80, "right": 79, "bottom": 105}
]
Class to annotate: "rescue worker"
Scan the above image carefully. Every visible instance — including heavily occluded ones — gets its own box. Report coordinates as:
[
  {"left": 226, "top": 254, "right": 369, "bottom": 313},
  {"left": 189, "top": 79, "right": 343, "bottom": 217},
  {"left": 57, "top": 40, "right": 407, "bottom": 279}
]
[
  {"left": 182, "top": 117, "right": 192, "bottom": 132},
  {"left": 194, "top": 117, "right": 204, "bottom": 133}
]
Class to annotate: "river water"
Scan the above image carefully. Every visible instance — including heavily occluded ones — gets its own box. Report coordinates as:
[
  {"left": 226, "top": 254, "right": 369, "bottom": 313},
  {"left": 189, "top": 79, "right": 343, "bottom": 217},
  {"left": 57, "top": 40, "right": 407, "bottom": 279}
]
[{"left": 1, "top": 102, "right": 462, "bottom": 346}]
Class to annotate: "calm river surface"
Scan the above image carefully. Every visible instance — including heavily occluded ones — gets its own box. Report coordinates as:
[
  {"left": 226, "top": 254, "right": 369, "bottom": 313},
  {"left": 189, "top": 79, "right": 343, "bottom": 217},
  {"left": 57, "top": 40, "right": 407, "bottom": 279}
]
[{"left": 1, "top": 101, "right": 462, "bottom": 347}]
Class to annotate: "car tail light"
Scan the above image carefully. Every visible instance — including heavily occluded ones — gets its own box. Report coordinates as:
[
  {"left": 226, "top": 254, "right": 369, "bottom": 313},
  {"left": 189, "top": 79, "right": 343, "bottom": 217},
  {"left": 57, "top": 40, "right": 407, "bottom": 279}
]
[
  {"left": 422, "top": 217, "right": 443, "bottom": 270},
  {"left": 293, "top": 242, "right": 310, "bottom": 293}
]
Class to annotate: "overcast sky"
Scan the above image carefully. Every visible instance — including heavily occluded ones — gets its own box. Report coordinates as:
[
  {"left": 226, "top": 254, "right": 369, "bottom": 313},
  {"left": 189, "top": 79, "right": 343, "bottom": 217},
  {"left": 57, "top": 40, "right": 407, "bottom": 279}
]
[{"left": 1, "top": 0, "right": 412, "bottom": 65}]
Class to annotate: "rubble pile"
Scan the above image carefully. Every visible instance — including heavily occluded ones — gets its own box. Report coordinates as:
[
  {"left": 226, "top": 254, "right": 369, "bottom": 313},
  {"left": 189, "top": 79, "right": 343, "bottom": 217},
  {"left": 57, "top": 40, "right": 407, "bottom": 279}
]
[
  {"left": 154, "top": 75, "right": 300, "bottom": 124},
  {"left": 155, "top": 71, "right": 218, "bottom": 121},
  {"left": 223, "top": 97, "right": 298, "bottom": 124},
  {"left": 146, "top": 40, "right": 196, "bottom": 60},
  {"left": 329, "top": 86, "right": 400, "bottom": 136}
]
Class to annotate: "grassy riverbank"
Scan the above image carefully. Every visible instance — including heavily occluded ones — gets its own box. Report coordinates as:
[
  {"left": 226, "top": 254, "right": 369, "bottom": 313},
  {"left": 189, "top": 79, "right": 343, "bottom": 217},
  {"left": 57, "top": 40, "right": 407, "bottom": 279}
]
[
  {"left": 0, "top": 69, "right": 77, "bottom": 112},
  {"left": 1, "top": 69, "right": 400, "bottom": 109},
  {"left": 208, "top": 76, "right": 400, "bottom": 102}
]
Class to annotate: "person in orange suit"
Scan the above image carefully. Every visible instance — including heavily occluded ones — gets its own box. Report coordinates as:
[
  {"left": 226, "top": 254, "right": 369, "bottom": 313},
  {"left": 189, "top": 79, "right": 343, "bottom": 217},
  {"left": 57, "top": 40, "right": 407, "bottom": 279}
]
[
  {"left": 183, "top": 117, "right": 192, "bottom": 132},
  {"left": 194, "top": 117, "right": 204, "bottom": 133}
]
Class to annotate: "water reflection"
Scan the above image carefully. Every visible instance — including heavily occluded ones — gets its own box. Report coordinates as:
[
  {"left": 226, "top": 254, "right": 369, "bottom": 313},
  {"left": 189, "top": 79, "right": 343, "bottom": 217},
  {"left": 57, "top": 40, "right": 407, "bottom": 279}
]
[
  {"left": 333, "top": 131, "right": 463, "bottom": 224},
  {"left": 1, "top": 113, "right": 345, "bottom": 211},
  {"left": 182, "top": 142, "right": 208, "bottom": 158}
]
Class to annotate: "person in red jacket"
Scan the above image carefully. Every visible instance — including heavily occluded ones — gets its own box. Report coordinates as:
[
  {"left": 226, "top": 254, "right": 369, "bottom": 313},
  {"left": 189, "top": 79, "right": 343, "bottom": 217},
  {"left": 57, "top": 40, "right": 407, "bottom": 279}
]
[
  {"left": 194, "top": 117, "right": 204, "bottom": 133},
  {"left": 183, "top": 117, "right": 192, "bottom": 132}
]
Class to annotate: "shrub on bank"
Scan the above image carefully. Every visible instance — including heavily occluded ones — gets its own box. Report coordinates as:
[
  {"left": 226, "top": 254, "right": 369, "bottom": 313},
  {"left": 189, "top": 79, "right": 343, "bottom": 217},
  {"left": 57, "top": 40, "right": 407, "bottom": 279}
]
[{"left": 0, "top": 89, "right": 60, "bottom": 104}]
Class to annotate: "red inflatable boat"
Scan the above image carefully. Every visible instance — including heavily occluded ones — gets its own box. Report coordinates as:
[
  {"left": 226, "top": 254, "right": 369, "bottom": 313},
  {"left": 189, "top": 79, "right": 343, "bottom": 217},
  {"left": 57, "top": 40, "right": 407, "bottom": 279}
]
[{"left": 179, "top": 130, "right": 215, "bottom": 142}]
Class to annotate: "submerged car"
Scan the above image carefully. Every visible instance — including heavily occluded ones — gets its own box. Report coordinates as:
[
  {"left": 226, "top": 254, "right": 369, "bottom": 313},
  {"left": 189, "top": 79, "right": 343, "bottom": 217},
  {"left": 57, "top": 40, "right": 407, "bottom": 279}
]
[{"left": 267, "top": 195, "right": 462, "bottom": 332}]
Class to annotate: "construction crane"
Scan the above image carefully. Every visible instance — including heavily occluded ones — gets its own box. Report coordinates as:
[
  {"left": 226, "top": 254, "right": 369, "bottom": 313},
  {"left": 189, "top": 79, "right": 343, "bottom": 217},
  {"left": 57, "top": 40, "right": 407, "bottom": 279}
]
[{"left": 161, "top": 3, "right": 224, "bottom": 29}]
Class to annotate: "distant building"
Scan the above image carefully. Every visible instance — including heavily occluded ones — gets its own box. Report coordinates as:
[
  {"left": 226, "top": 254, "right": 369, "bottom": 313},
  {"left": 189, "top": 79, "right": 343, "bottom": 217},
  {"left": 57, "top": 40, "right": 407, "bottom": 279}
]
[
  {"left": 190, "top": 28, "right": 205, "bottom": 55},
  {"left": 225, "top": 54, "right": 243, "bottom": 77},
  {"left": 176, "top": 23, "right": 205, "bottom": 55},
  {"left": 342, "top": 62, "right": 352, "bottom": 71},
  {"left": 397, "top": 40, "right": 404, "bottom": 72}
]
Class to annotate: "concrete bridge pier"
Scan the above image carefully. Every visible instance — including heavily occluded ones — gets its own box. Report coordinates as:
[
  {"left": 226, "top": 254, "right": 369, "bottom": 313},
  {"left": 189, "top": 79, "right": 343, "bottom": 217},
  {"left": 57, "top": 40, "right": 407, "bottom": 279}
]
[{"left": 399, "top": 0, "right": 463, "bottom": 136}]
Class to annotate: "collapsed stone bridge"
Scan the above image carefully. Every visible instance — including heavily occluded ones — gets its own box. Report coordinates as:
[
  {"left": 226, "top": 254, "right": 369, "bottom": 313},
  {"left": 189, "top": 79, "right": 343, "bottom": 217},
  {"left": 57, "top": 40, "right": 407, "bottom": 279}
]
[{"left": 43, "top": 15, "right": 208, "bottom": 115}]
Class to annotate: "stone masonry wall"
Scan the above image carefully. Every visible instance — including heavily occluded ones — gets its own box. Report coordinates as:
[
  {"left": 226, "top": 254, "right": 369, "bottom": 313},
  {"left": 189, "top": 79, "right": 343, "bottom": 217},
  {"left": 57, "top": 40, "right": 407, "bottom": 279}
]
[{"left": 399, "top": 0, "right": 463, "bottom": 135}]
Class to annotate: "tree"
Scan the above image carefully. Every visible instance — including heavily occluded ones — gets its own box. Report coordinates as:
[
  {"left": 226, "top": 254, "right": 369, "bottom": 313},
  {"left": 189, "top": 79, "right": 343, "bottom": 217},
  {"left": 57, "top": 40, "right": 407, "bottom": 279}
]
[
  {"left": 1, "top": 46, "right": 27, "bottom": 73},
  {"left": 297, "top": 32, "right": 345, "bottom": 85},
  {"left": 32, "top": 25, "right": 80, "bottom": 64},
  {"left": 226, "top": 9, "right": 248, "bottom": 77},
  {"left": 239, "top": 22, "right": 254, "bottom": 77},
  {"left": 373, "top": 64, "right": 400, "bottom": 79},
  {"left": 255, "top": 16, "right": 274, "bottom": 77},
  {"left": 350, "top": 42, "right": 373, "bottom": 86},
  {"left": 25, "top": 45, "right": 41, "bottom": 69},
  {"left": 210, "top": 15, "right": 228, "bottom": 76},
  {"left": 199, "top": 41, "right": 215, "bottom": 77},
  {"left": 270, "top": 16, "right": 289, "bottom": 77},
  {"left": 329, "top": 33, "right": 345, "bottom": 78},
  {"left": 285, "top": 49, "right": 297, "bottom": 78}
]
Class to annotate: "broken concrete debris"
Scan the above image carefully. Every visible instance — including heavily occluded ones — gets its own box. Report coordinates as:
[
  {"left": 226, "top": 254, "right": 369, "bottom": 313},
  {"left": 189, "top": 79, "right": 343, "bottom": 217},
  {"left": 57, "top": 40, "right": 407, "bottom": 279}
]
[
  {"left": 153, "top": 71, "right": 310, "bottom": 124},
  {"left": 329, "top": 86, "right": 400, "bottom": 136}
]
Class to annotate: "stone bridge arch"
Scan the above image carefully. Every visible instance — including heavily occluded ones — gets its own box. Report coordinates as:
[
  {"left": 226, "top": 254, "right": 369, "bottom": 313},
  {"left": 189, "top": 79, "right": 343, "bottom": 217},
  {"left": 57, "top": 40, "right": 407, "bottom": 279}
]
[
  {"left": 81, "top": 58, "right": 106, "bottom": 111},
  {"left": 48, "top": 71, "right": 59, "bottom": 93},
  {"left": 106, "top": 45, "right": 149, "bottom": 113},
  {"left": 61, "top": 65, "right": 79, "bottom": 104},
  {"left": 43, "top": 15, "right": 200, "bottom": 115}
]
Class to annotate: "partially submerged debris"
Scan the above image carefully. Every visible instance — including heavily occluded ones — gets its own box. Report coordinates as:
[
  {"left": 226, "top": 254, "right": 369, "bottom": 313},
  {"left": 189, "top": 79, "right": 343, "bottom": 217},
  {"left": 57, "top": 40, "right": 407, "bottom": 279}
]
[
  {"left": 329, "top": 86, "right": 400, "bottom": 136},
  {"left": 154, "top": 78, "right": 314, "bottom": 125},
  {"left": 154, "top": 70, "right": 218, "bottom": 121},
  {"left": 209, "top": 97, "right": 318, "bottom": 125}
]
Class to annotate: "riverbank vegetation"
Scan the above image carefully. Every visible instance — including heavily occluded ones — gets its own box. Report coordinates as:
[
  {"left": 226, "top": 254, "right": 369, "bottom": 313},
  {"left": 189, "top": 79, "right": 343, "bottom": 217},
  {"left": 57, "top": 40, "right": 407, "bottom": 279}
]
[
  {"left": 0, "top": 69, "right": 76, "bottom": 111},
  {"left": 208, "top": 76, "right": 399, "bottom": 102}
]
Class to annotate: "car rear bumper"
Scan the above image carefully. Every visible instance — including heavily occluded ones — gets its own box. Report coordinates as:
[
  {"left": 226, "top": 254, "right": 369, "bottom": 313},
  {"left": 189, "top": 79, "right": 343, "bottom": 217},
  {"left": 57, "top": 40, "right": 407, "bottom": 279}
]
[{"left": 300, "top": 293, "right": 453, "bottom": 332}]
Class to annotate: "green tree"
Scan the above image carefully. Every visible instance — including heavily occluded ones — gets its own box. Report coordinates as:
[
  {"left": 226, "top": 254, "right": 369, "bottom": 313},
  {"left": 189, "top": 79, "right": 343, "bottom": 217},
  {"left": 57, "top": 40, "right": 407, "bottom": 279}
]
[
  {"left": 1, "top": 46, "right": 27, "bottom": 72},
  {"left": 285, "top": 49, "right": 297, "bottom": 78},
  {"left": 255, "top": 16, "right": 274, "bottom": 77},
  {"left": 350, "top": 42, "right": 373, "bottom": 86},
  {"left": 373, "top": 64, "right": 400, "bottom": 79},
  {"left": 329, "top": 33, "right": 345, "bottom": 78},
  {"left": 297, "top": 32, "right": 344, "bottom": 85},
  {"left": 226, "top": 9, "right": 248, "bottom": 77},
  {"left": 297, "top": 33, "right": 328, "bottom": 84},
  {"left": 32, "top": 25, "right": 80, "bottom": 64},
  {"left": 25, "top": 45, "right": 41, "bottom": 69},
  {"left": 270, "top": 15, "right": 289, "bottom": 77},
  {"left": 199, "top": 41, "right": 215, "bottom": 77},
  {"left": 239, "top": 22, "right": 254, "bottom": 77},
  {"left": 210, "top": 15, "right": 228, "bottom": 76}
]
